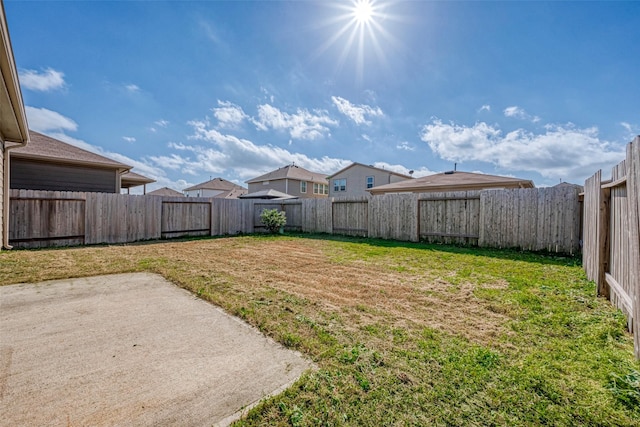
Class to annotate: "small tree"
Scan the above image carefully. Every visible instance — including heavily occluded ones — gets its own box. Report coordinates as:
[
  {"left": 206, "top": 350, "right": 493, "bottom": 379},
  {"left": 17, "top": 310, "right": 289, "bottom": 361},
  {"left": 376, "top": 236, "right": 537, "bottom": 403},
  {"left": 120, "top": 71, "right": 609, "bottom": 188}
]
[{"left": 260, "top": 208, "right": 287, "bottom": 234}]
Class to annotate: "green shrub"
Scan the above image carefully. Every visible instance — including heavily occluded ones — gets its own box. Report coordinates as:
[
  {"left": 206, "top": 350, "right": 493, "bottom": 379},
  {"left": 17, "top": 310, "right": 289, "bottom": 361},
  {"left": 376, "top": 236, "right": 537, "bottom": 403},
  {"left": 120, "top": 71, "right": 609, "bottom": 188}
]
[{"left": 260, "top": 208, "right": 287, "bottom": 233}]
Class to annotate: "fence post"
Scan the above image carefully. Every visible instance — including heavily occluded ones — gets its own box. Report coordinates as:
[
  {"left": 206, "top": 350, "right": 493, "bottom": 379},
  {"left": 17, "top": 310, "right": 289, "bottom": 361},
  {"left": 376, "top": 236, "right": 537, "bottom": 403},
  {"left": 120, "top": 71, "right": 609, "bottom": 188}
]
[
  {"left": 597, "top": 187, "right": 611, "bottom": 299},
  {"left": 626, "top": 137, "right": 640, "bottom": 359}
]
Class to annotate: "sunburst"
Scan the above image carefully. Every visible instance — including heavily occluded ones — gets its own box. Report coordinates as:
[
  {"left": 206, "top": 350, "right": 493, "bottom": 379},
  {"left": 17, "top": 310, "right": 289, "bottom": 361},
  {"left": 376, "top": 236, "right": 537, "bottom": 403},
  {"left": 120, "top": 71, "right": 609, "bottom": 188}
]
[{"left": 312, "top": 0, "right": 399, "bottom": 86}]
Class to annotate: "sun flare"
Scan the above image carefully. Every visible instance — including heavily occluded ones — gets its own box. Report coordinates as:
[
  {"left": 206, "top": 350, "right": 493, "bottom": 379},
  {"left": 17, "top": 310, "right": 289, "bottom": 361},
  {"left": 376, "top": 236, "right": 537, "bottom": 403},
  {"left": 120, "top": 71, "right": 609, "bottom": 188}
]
[{"left": 353, "top": 0, "right": 374, "bottom": 24}]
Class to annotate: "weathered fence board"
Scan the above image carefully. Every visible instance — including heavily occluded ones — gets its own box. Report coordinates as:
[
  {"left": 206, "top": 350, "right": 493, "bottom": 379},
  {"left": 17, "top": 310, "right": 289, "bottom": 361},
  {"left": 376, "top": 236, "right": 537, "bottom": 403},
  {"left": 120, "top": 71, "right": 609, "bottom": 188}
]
[
  {"left": 10, "top": 187, "right": 582, "bottom": 254},
  {"left": 583, "top": 136, "right": 640, "bottom": 359},
  {"left": 419, "top": 191, "right": 480, "bottom": 245},
  {"left": 480, "top": 186, "right": 581, "bottom": 254},
  {"left": 301, "top": 198, "right": 332, "bottom": 234},
  {"left": 9, "top": 190, "right": 85, "bottom": 248},
  {"left": 369, "top": 193, "right": 418, "bottom": 242},
  {"left": 332, "top": 197, "right": 368, "bottom": 236},
  {"left": 161, "top": 198, "right": 210, "bottom": 238}
]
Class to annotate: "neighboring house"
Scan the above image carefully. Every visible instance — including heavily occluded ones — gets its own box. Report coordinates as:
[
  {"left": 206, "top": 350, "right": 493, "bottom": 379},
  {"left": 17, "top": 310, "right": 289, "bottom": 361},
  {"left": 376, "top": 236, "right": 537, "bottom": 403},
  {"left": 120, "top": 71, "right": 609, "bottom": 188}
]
[
  {"left": 327, "top": 162, "right": 414, "bottom": 198},
  {"left": 239, "top": 189, "right": 297, "bottom": 200},
  {"left": 1, "top": 3, "right": 30, "bottom": 250},
  {"left": 245, "top": 164, "right": 328, "bottom": 199},
  {"left": 368, "top": 170, "right": 535, "bottom": 195},
  {"left": 147, "top": 187, "right": 184, "bottom": 197},
  {"left": 183, "top": 177, "right": 247, "bottom": 198},
  {"left": 10, "top": 131, "right": 140, "bottom": 193},
  {"left": 121, "top": 171, "right": 155, "bottom": 194}
]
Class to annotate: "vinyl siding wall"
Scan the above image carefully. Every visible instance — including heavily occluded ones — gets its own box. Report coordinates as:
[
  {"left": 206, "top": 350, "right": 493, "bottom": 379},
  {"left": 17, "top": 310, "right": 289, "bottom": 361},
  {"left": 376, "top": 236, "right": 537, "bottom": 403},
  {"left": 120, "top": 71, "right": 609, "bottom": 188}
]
[
  {"left": 329, "top": 165, "right": 412, "bottom": 198},
  {"left": 248, "top": 178, "right": 328, "bottom": 198},
  {"left": 10, "top": 159, "right": 120, "bottom": 193},
  {"left": 0, "top": 136, "right": 4, "bottom": 246}
]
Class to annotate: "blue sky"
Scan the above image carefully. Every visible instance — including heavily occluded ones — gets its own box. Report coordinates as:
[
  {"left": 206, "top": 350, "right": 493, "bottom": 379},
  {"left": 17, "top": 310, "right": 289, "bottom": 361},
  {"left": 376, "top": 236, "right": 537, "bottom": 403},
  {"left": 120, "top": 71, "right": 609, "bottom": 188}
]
[{"left": 6, "top": 0, "right": 640, "bottom": 192}]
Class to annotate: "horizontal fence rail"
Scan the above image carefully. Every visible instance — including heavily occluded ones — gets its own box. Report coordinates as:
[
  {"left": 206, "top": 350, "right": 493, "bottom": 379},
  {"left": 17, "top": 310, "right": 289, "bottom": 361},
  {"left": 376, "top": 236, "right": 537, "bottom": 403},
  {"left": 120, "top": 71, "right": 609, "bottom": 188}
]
[{"left": 583, "top": 136, "right": 640, "bottom": 359}]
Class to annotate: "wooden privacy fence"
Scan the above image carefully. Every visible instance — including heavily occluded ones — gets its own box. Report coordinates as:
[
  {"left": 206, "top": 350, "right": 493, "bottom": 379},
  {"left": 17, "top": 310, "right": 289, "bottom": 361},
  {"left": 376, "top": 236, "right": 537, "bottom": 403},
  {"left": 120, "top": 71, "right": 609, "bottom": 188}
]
[
  {"left": 583, "top": 136, "right": 640, "bottom": 359},
  {"left": 10, "top": 186, "right": 581, "bottom": 254}
]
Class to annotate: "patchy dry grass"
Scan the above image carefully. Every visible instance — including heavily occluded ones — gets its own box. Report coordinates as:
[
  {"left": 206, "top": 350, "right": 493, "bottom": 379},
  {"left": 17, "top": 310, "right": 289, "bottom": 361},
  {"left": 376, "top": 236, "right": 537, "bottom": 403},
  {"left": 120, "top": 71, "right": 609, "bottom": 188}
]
[{"left": 1, "top": 234, "right": 639, "bottom": 426}]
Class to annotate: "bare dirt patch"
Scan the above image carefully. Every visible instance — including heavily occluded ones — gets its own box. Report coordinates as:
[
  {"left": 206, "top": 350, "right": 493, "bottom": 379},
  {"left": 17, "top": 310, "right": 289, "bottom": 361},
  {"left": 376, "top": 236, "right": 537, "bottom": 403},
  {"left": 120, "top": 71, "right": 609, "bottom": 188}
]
[{"left": 1, "top": 237, "right": 508, "bottom": 345}]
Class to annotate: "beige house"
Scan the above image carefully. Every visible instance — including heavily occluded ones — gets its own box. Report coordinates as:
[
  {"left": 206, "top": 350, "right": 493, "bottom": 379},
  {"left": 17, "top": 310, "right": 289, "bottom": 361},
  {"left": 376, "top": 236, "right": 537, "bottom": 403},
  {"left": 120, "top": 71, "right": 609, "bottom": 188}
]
[
  {"left": 10, "top": 131, "right": 153, "bottom": 193},
  {"left": 183, "top": 177, "right": 247, "bottom": 198},
  {"left": 368, "top": 171, "right": 534, "bottom": 195},
  {"left": 327, "top": 162, "right": 413, "bottom": 198},
  {"left": 1, "top": 3, "right": 30, "bottom": 249},
  {"left": 245, "top": 164, "right": 328, "bottom": 199},
  {"left": 147, "top": 187, "right": 184, "bottom": 197}
]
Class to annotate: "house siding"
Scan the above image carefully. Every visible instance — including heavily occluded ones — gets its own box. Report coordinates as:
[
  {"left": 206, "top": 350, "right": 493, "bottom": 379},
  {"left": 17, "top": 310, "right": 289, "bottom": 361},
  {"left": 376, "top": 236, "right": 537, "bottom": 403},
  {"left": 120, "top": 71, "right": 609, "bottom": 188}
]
[
  {"left": 1, "top": 136, "right": 4, "bottom": 246},
  {"left": 248, "top": 178, "right": 327, "bottom": 198},
  {"left": 329, "top": 165, "right": 411, "bottom": 198},
  {"left": 11, "top": 159, "right": 119, "bottom": 193}
]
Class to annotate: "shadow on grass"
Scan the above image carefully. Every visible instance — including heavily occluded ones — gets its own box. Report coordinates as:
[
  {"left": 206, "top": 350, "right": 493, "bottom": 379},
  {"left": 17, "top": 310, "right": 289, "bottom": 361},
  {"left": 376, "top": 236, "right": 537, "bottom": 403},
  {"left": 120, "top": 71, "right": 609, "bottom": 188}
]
[
  {"left": 5, "top": 231, "right": 582, "bottom": 268},
  {"left": 286, "top": 232, "right": 582, "bottom": 268}
]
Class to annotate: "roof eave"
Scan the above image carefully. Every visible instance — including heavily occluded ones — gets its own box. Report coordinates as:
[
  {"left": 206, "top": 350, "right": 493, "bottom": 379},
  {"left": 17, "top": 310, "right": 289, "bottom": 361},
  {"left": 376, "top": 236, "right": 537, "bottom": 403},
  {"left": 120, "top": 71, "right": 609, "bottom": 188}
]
[{"left": 0, "top": 3, "right": 29, "bottom": 144}]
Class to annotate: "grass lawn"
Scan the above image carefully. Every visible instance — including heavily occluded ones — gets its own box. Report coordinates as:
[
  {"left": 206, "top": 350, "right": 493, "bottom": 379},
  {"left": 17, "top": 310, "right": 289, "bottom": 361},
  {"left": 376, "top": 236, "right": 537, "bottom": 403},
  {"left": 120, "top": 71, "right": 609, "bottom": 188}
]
[{"left": 1, "top": 234, "right": 639, "bottom": 426}]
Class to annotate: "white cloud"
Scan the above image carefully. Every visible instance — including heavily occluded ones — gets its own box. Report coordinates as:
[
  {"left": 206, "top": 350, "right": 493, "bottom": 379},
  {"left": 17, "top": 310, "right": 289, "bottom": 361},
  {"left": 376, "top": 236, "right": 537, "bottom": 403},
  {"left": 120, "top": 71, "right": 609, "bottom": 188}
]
[
  {"left": 19, "top": 68, "right": 65, "bottom": 92},
  {"left": 155, "top": 120, "right": 169, "bottom": 128},
  {"left": 478, "top": 104, "right": 491, "bottom": 113},
  {"left": 420, "top": 119, "right": 625, "bottom": 183},
  {"left": 503, "top": 105, "right": 540, "bottom": 123},
  {"left": 213, "top": 100, "right": 248, "bottom": 128},
  {"left": 163, "top": 120, "right": 349, "bottom": 179},
  {"left": 125, "top": 84, "right": 140, "bottom": 93},
  {"left": 372, "top": 162, "right": 436, "bottom": 178},
  {"left": 253, "top": 104, "right": 337, "bottom": 140},
  {"left": 25, "top": 106, "right": 78, "bottom": 133},
  {"left": 396, "top": 141, "right": 415, "bottom": 151},
  {"left": 122, "top": 136, "right": 136, "bottom": 143},
  {"left": 331, "top": 96, "right": 383, "bottom": 126}
]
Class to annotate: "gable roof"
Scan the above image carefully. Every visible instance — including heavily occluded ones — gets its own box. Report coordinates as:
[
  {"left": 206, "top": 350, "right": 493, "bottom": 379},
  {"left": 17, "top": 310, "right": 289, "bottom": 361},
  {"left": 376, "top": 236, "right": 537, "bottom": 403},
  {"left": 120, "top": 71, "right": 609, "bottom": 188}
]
[
  {"left": 147, "top": 187, "right": 184, "bottom": 197},
  {"left": 368, "top": 171, "right": 534, "bottom": 195},
  {"left": 183, "top": 177, "right": 246, "bottom": 192},
  {"left": 246, "top": 164, "right": 328, "bottom": 184},
  {"left": 11, "top": 131, "right": 131, "bottom": 170},
  {"left": 327, "top": 162, "right": 413, "bottom": 180}
]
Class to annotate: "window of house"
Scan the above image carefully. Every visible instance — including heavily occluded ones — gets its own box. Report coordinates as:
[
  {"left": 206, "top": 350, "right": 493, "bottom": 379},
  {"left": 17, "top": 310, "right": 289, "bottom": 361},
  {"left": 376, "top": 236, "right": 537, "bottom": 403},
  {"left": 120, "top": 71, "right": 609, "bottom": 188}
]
[
  {"left": 333, "top": 178, "right": 346, "bottom": 192},
  {"left": 300, "top": 181, "right": 307, "bottom": 193},
  {"left": 313, "top": 183, "right": 328, "bottom": 194},
  {"left": 366, "top": 176, "right": 374, "bottom": 189}
]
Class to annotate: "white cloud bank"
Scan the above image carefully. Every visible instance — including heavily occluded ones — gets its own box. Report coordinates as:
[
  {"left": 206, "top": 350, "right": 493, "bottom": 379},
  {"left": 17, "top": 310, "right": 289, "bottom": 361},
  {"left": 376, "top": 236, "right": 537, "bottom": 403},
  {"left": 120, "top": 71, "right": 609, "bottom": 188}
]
[
  {"left": 213, "top": 100, "right": 248, "bottom": 128},
  {"left": 253, "top": 104, "right": 337, "bottom": 140},
  {"left": 331, "top": 96, "right": 383, "bottom": 125},
  {"left": 19, "top": 68, "right": 65, "bottom": 92},
  {"left": 420, "top": 119, "right": 625, "bottom": 183},
  {"left": 26, "top": 106, "right": 78, "bottom": 133},
  {"left": 148, "top": 120, "right": 350, "bottom": 180}
]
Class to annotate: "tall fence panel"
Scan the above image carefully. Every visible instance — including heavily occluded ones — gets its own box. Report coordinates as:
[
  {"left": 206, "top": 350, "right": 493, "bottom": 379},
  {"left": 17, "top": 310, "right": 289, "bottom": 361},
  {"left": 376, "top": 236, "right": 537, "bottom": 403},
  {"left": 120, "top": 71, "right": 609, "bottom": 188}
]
[
  {"left": 332, "top": 198, "right": 368, "bottom": 237},
  {"left": 160, "top": 197, "right": 209, "bottom": 239},
  {"left": 369, "top": 193, "right": 418, "bottom": 242},
  {"left": 583, "top": 136, "right": 640, "bottom": 359},
  {"left": 212, "top": 199, "right": 254, "bottom": 235},
  {"left": 9, "top": 189, "right": 85, "bottom": 248},
  {"left": 85, "top": 193, "right": 161, "bottom": 244},
  {"left": 626, "top": 138, "right": 640, "bottom": 357},
  {"left": 301, "top": 198, "right": 332, "bottom": 234},
  {"left": 419, "top": 191, "right": 480, "bottom": 245},
  {"left": 480, "top": 186, "right": 581, "bottom": 254}
]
